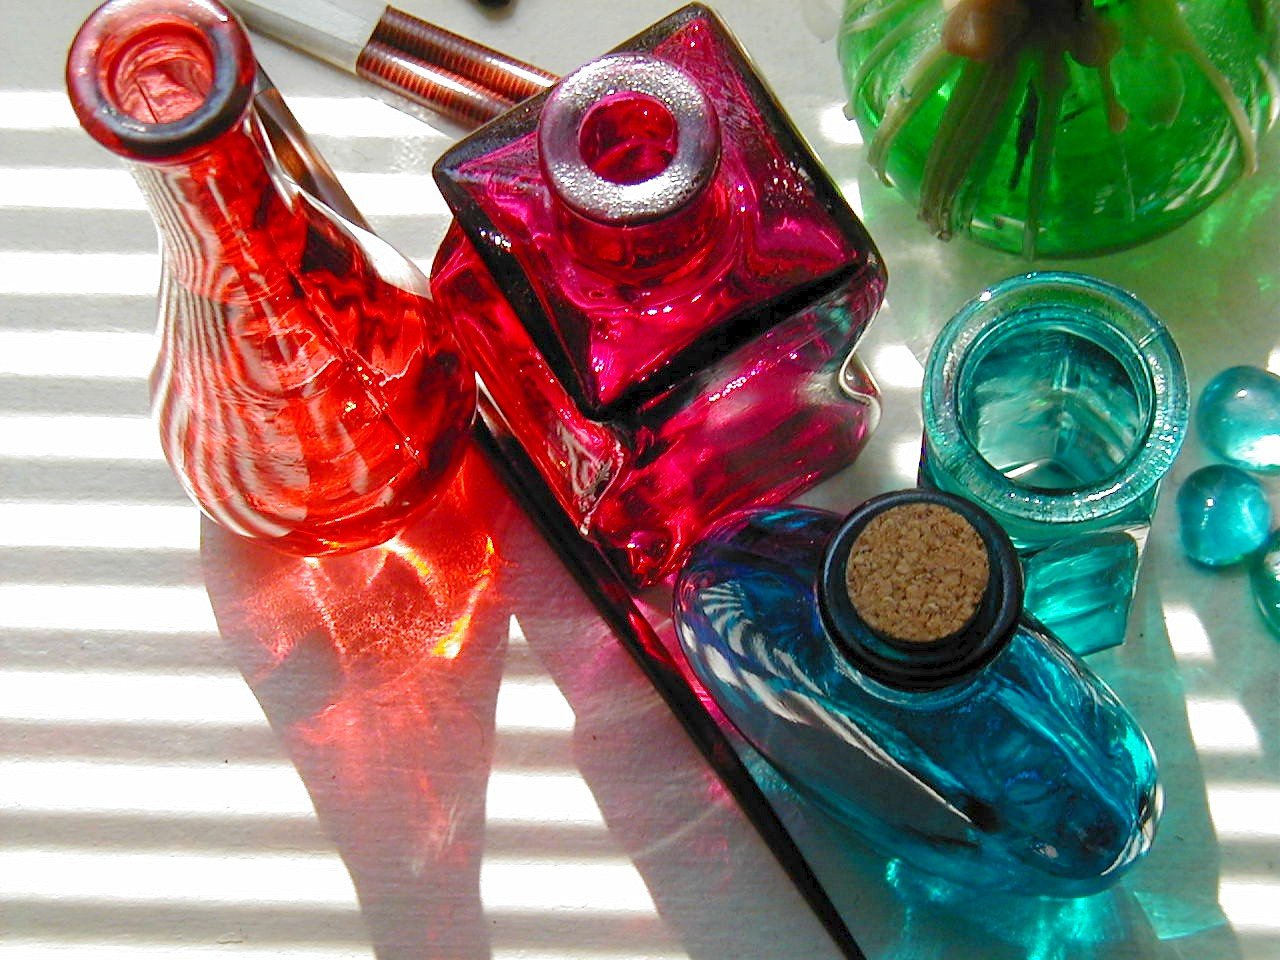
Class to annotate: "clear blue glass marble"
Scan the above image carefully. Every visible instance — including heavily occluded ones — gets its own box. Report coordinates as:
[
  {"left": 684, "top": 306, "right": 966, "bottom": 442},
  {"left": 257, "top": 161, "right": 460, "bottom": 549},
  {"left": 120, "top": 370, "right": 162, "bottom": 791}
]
[
  {"left": 673, "top": 490, "right": 1161, "bottom": 897},
  {"left": 1177, "top": 466, "right": 1272, "bottom": 567},
  {"left": 921, "top": 272, "right": 1188, "bottom": 656},
  {"left": 1197, "top": 366, "right": 1280, "bottom": 474},
  {"left": 1250, "top": 529, "right": 1280, "bottom": 639}
]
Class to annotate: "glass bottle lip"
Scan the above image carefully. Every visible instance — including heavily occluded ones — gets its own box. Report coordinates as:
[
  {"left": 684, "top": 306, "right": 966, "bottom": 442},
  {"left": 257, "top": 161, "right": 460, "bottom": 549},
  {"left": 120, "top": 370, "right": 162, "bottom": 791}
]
[
  {"left": 67, "top": 0, "right": 255, "bottom": 162},
  {"left": 922, "top": 271, "right": 1189, "bottom": 525},
  {"left": 818, "top": 489, "right": 1023, "bottom": 692},
  {"left": 537, "top": 52, "right": 720, "bottom": 225}
]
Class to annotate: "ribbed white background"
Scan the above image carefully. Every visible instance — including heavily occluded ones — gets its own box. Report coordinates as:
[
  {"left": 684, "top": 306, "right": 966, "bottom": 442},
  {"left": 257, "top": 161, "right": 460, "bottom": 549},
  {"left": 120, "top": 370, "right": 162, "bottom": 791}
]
[{"left": 2, "top": 1, "right": 1278, "bottom": 959}]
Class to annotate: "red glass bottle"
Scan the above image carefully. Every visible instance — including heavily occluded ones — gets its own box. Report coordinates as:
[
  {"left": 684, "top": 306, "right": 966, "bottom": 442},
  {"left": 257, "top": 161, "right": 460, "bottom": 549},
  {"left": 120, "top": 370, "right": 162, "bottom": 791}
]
[
  {"left": 66, "top": 0, "right": 475, "bottom": 555},
  {"left": 431, "top": 5, "right": 887, "bottom": 586}
]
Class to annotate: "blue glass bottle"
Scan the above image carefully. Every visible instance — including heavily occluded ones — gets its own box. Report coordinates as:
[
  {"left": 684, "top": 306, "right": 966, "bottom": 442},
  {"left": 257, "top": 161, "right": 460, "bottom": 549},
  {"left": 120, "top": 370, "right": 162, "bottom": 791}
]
[
  {"left": 673, "top": 489, "right": 1161, "bottom": 897},
  {"left": 920, "top": 272, "right": 1188, "bottom": 656}
]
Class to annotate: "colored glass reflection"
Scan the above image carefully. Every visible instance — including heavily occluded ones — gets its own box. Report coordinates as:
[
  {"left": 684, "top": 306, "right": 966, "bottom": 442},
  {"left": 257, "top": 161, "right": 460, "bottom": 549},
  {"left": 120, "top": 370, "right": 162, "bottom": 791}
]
[
  {"left": 203, "top": 447, "right": 511, "bottom": 956},
  {"left": 200, "top": 443, "right": 829, "bottom": 957}
]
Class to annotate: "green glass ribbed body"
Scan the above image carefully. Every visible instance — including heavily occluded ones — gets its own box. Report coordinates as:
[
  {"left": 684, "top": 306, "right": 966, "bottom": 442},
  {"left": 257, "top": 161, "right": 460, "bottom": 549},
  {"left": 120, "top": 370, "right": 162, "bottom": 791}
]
[{"left": 838, "top": 0, "right": 1277, "bottom": 257}]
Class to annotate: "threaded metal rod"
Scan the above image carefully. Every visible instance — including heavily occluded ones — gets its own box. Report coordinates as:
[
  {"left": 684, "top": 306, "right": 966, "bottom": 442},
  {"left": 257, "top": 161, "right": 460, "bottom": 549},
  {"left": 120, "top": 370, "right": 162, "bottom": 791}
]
[
  {"left": 356, "top": 39, "right": 515, "bottom": 126},
  {"left": 372, "top": 7, "right": 557, "bottom": 109}
]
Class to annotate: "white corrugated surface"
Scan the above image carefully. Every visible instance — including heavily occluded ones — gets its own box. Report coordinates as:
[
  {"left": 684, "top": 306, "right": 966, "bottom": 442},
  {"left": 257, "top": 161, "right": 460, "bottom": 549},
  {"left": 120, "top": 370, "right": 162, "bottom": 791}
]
[{"left": 3, "top": 2, "right": 1278, "bottom": 959}]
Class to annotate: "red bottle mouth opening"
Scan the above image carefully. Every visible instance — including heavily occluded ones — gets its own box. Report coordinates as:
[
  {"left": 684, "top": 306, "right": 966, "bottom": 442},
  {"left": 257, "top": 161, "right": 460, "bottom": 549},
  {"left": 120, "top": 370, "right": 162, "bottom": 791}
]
[
  {"left": 67, "top": 0, "right": 255, "bottom": 161},
  {"left": 106, "top": 17, "right": 216, "bottom": 124}
]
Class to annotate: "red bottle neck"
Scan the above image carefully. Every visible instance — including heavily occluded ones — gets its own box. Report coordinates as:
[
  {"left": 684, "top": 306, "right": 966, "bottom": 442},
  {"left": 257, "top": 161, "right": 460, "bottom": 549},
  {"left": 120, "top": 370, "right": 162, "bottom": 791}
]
[
  {"left": 68, "top": 0, "right": 307, "bottom": 298},
  {"left": 67, "top": 0, "right": 256, "bottom": 163},
  {"left": 132, "top": 115, "right": 305, "bottom": 300}
]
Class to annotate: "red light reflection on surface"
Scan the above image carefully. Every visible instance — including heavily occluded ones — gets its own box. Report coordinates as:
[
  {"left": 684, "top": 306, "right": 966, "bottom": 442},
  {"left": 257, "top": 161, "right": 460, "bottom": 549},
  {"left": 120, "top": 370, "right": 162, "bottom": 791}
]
[
  {"left": 210, "top": 447, "right": 503, "bottom": 678},
  {"left": 201, "top": 439, "right": 834, "bottom": 958},
  {"left": 203, "top": 446, "right": 514, "bottom": 956}
]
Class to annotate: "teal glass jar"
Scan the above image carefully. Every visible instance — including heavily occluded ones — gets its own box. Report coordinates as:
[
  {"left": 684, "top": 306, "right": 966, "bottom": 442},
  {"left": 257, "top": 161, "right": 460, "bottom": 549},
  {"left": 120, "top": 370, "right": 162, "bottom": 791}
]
[
  {"left": 920, "top": 272, "right": 1188, "bottom": 655},
  {"left": 837, "top": 0, "right": 1278, "bottom": 257}
]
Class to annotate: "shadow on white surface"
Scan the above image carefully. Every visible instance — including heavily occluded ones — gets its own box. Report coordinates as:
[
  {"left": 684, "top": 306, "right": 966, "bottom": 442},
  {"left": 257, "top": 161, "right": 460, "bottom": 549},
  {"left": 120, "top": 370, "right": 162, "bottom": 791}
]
[{"left": 200, "top": 447, "right": 843, "bottom": 959}]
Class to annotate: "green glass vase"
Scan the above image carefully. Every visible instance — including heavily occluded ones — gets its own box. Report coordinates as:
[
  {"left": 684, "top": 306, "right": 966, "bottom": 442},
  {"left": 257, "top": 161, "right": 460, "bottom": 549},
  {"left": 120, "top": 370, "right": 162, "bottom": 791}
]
[{"left": 838, "top": 0, "right": 1278, "bottom": 257}]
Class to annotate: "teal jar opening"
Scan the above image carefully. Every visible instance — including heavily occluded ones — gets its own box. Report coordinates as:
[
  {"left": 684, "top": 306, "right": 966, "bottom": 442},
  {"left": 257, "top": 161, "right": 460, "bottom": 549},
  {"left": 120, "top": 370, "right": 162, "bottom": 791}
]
[
  {"left": 925, "top": 272, "right": 1186, "bottom": 529},
  {"left": 921, "top": 272, "right": 1188, "bottom": 654},
  {"left": 959, "top": 318, "right": 1152, "bottom": 494}
]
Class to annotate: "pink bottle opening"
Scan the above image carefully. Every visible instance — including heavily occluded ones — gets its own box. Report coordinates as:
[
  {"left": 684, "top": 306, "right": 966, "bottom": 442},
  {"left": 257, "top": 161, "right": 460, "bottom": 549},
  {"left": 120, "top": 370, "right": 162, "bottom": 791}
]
[
  {"left": 537, "top": 53, "right": 718, "bottom": 226},
  {"left": 579, "top": 92, "right": 678, "bottom": 185}
]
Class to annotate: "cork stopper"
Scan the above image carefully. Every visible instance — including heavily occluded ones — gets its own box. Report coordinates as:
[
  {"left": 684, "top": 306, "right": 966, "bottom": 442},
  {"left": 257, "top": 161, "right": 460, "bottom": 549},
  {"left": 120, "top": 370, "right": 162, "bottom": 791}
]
[{"left": 845, "top": 502, "right": 989, "bottom": 645}]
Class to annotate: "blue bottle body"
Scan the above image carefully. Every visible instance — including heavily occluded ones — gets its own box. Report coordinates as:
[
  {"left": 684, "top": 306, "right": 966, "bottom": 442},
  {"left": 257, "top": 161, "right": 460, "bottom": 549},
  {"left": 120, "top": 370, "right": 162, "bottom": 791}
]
[{"left": 674, "top": 505, "right": 1160, "bottom": 897}]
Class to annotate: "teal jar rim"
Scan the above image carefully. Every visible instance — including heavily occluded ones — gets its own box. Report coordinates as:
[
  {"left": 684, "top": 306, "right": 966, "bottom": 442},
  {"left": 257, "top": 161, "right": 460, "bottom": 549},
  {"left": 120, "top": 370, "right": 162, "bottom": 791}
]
[{"left": 922, "top": 271, "right": 1188, "bottom": 525}]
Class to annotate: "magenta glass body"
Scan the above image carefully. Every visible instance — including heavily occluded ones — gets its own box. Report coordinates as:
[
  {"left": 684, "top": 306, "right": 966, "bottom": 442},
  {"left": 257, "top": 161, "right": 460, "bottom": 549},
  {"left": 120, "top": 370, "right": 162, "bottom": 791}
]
[
  {"left": 431, "top": 4, "right": 887, "bottom": 585},
  {"left": 66, "top": 0, "right": 476, "bottom": 555}
]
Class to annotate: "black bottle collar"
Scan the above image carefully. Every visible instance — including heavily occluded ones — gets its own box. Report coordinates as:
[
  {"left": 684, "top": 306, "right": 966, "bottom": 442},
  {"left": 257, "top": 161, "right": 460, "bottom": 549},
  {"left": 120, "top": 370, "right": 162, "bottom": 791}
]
[{"left": 818, "top": 489, "right": 1023, "bottom": 692}]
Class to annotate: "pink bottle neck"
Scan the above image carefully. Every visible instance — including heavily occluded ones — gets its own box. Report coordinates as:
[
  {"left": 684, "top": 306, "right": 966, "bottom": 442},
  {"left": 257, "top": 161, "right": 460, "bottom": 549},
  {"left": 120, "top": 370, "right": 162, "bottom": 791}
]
[{"left": 536, "top": 52, "right": 727, "bottom": 279}]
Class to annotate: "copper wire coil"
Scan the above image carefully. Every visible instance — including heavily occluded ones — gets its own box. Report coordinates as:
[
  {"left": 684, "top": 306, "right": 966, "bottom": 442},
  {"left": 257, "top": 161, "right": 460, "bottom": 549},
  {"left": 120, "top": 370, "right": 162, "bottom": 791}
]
[
  {"left": 373, "top": 7, "right": 557, "bottom": 106},
  {"left": 356, "top": 40, "right": 515, "bottom": 127}
]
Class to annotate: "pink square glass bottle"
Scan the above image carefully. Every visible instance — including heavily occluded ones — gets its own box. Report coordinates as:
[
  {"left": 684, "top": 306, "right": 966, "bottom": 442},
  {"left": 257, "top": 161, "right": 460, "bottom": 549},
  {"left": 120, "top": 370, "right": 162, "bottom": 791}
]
[{"left": 431, "top": 5, "right": 887, "bottom": 586}]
